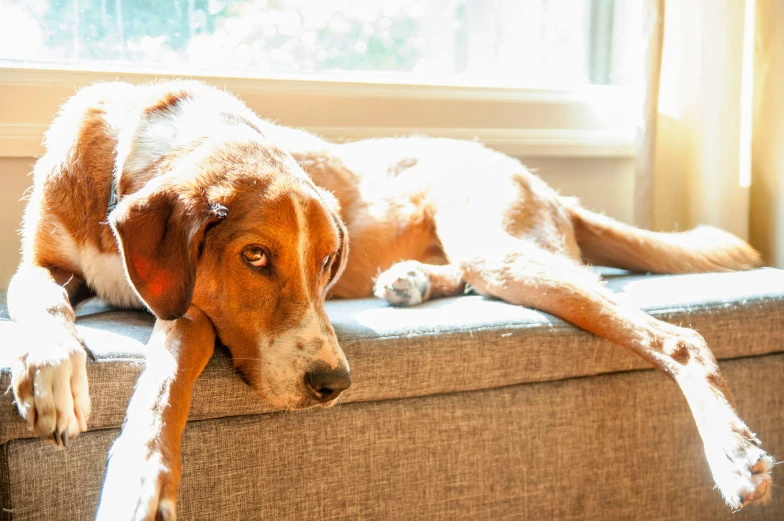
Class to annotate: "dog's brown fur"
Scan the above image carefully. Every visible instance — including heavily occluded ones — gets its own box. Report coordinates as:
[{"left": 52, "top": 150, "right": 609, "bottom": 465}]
[{"left": 6, "top": 81, "right": 773, "bottom": 520}]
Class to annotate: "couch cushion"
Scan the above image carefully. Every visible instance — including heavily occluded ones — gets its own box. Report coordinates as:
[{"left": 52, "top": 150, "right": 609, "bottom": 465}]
[
  {"left": 5, "top": 354, "right": 784, "bottom": 521},
  {"left": 1, "top": 268, "right": 784, "bottom": 443}
]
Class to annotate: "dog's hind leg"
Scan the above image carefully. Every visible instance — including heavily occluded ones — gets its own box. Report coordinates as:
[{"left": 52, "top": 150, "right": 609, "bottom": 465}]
[
  {"left": 7, "top": 264, "right": 92, "bottom": 445},
  {"left": 455, "top": 238, "right": 773, "bottom": 509}
]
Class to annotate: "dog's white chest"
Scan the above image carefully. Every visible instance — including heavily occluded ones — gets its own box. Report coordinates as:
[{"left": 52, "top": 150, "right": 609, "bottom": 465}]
[
  {"left": 82, "top": 248, "right": 143, "bottom": 309},
  {"left": 59, "top": 232, "right": 143, "bottom": 309}
]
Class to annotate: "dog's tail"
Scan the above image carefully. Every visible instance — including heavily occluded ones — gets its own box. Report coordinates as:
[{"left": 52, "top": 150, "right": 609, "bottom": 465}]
[{"left": 567, "top": 204, "right": 762, "bottom": 273}]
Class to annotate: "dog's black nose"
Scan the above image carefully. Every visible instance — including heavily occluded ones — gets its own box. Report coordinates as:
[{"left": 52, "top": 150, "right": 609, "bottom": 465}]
[{"left": 305, "top": 368, "right": 351, "bottom": 402}]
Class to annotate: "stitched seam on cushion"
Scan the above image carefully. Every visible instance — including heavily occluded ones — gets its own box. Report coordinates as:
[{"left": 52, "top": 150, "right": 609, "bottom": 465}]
[
  {"left": 642, "top": 296, "right": 784, "bottom": 316},
  {"left": 338, "top": 350, "right": 784, "bottom": 408},
  {"left": 337, "top": 350, "right": 784, "bottom": 408},
  {"left": 257, "top": 350, "right": 784, "bottom": 412}
]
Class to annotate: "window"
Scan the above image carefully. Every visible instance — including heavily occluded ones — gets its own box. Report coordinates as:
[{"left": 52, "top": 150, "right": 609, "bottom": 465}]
[
  {"left": 1, "top": 0, "right": 644, "bottom": 89},
  {"left": 0, "top": 0, "right": 650, "bottom": 162}
]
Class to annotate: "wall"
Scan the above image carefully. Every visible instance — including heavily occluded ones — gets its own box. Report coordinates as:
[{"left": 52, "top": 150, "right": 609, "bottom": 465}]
[
  {"left": 0, "top": 157, "right": 32, "bottom": 287},
  {"left": 0, "top": 156, "right": 635, "bottom": 287},
  {"left": 527, "top": 157, "right": 635, "bottom": 222}
]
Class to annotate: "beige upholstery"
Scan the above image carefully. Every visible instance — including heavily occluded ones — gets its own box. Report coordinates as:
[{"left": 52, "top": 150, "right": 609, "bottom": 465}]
[{"left": 1, "top": 269, "right": 783, "bottom": 520}]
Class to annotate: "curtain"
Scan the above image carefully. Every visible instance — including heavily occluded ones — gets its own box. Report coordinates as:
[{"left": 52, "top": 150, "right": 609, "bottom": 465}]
[
  {"left": 633, "top": 0, "right": 664, "bottom": 230},
  {"left": 640, "top": 0, "right": 784, "bottom": 267},
  {"left": 749, "top": 0, "right": 784, "bottom": 267}
]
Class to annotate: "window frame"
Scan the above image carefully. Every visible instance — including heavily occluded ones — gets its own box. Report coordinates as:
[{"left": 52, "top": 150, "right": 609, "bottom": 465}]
[{"left": 0, "top": 65, "right": 638, "bottom": 159}]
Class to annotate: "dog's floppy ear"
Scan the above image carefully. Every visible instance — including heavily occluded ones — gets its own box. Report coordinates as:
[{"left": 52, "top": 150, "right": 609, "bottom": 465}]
[
  {"left": 110, "top": 186, "right": 227, "bottom": 320},
  {"left": 319, "top": 187, "right": 349, "bottom": 294},
  {"left": 326, "top": 215, "right": 349, "bottom": 294}
]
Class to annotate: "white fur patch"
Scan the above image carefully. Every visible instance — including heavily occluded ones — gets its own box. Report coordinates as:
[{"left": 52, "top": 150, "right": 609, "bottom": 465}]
[
  {"left": 292, "top": 194, "right": 311, "bottom": 303},
  {"left": 120, "top": 103, "right": 185, "bottom": 178},
  {"left": 12, "top": 327, "right": 90, "bottom": 440},
  {"left": 374, "top": 261, "right": 431, "bottom": 306},
  {"left": 256, "top": 308, "right": 346, "bottom": 408},
  {"left": 115, "top": 83, "right": 264, "bottom": 180},
  {"left": 297, "top": 311, "right": 341, "bottom": 368},
  {"left": 58, "top": 228, "right": 141, "bottom": 309},
  {"left": 702, "top": 426, "right": 774, "bottom": 509}
]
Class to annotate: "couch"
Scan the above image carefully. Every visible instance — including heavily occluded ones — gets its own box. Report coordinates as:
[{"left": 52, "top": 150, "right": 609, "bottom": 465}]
[{"left": 1, "top": 268, "right": 783, "bottom": 520}]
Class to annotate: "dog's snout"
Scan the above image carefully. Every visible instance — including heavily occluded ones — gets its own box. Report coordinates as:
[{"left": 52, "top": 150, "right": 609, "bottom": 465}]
[{"left": 305, "top": 368, "right": 351, "bottom": 402}]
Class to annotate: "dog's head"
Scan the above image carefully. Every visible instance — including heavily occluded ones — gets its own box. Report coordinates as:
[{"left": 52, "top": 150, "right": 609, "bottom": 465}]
[{"left": 110, "top": 138, "right": 350, "bottom": 409}]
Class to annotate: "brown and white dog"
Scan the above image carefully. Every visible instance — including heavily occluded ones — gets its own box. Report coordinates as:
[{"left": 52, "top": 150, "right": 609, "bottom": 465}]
[{"left": 7, "top": 81, "right": 773, "bottom": 520}]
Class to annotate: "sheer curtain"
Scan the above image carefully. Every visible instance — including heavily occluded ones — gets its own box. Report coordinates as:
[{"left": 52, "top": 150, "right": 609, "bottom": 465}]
[
  {"left": 750, "top": 0, "right": 784, "bottom": 267},
  {"left": 640, "top": 0, "right": 783, "bottom": 267},
  {"left": 652, "top": 0, "right": 750, "bottom": 239}
]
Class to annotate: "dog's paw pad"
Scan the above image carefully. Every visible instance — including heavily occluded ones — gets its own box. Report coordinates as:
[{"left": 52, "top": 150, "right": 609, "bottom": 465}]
[
  {"left": 709, "top": 436, "right": 775, "bottom": 510},
  {"left": 739, "top": 455, "right": 774, "bottom": 507},
  {"left": 374, "top": 262, "right": 430, "bottom": 306}
]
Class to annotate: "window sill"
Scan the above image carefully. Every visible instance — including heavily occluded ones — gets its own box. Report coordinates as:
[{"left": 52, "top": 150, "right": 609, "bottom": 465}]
[{"left": 0, "top": 66, "right": 638, "bottom": 159}]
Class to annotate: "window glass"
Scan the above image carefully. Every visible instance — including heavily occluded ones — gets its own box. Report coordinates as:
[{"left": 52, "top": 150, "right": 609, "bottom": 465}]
[{"left": 0, "top": 0, "right": 642, "bottom": 88}]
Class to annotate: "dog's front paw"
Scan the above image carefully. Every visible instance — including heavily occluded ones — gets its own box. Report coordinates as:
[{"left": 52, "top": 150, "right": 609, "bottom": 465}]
[
  {"left": 374, "top": 261, "right": 431, "bottom": 306},
  {"left": 96, "top": 441, "right": 178, "bottom": 521},
  {"left": 705, "top": 427, "right": 774, "bottom": 509},
  {"left": 10, "top": 329, "right": 91, "bottom": 445}
]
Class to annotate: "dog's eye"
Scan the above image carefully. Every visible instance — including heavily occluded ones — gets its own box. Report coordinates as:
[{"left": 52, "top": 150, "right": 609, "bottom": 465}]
[
  {"left": 243, "top": 248, "right": 268, "bottom": 269},
  {"left": 322, "top": 255, "right": 333, "bottom": 274}
]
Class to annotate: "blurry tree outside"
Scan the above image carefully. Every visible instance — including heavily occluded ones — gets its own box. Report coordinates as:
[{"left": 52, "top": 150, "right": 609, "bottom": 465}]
[{"left": 1, "top": 0, "right": 628, "bottom": 88}]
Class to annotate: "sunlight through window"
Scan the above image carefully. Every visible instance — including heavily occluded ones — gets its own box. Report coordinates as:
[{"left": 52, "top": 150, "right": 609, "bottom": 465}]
[{"left": 1, "top": 0, "right": 644, "bottom": 88}]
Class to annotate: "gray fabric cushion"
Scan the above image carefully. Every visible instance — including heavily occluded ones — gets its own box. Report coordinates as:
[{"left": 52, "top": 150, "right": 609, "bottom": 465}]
[
  {"left": 4, "top": 354, "right": 783, "bottom": 520},
  {"left": 1, "top": 268, "right": 784, "bottom": 444}
]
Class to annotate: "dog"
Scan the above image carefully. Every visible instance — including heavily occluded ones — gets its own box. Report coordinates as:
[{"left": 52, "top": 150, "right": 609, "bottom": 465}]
[{"left": 7, "top": 80, "right": 773, "bottom": 520}]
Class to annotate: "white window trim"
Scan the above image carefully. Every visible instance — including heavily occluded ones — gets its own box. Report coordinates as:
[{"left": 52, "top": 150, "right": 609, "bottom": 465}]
[{"left": 0, "top": 66, "right": 638, "bottom": 159}]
